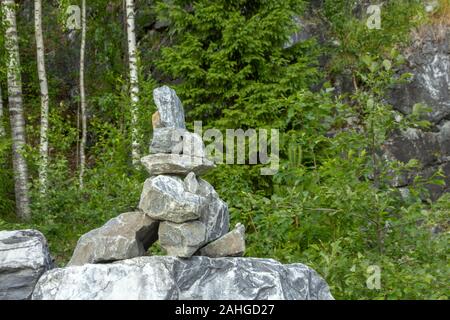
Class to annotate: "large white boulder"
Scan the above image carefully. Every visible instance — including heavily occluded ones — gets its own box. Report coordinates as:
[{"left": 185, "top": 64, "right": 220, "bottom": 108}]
[{"left": 32, "top": 256, "right": 334, "bottom": 300}]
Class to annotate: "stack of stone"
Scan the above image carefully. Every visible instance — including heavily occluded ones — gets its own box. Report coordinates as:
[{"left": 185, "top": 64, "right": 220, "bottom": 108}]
[
  {"left": 68, "top": 86, "right": 245, "bottom": 266},
  {"left": 140, "top": 85, "right": 245, "bottom": 258}
]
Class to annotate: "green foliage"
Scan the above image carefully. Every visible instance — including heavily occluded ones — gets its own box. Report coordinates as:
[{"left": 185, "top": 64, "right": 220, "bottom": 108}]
[
  {"left": 0, "top": 0, "right": 448, "bottom": 300},
  {"left": 154, "top": 0, "right": 320, "bottom": 128},
  {"left": 322, "top": 0, "right": 426, "bottom": 74},
  {"left": 0, "top": 137, "right": 14, "bottom": 216},
  {"left": 152, "top": 0, "right": 449, "bottom": 300}
]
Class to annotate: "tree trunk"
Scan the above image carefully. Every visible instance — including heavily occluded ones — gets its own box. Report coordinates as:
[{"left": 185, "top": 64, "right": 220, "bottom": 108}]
[
  {"left": 126, "top": 0, "right": 140, "bottom": 165},
  {"left": 79, "top": 0, "right": 87, "bottom": 188},
  {"left": 0, "top": 86, "right": 5, "bottom": 137},
  {"left": 3, "top": 0, "right": 31, "bottom": 220},
  {"left": 34, "top": 0, "right": 50, "bottom": 193}
]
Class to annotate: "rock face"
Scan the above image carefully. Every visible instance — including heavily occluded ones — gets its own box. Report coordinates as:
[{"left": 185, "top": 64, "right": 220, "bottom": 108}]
[
  {"left": 390, "top": 26, "right": 450, "bottom": 124},
  {"left": 141, "top": 153, "right": 215, "bottom": 176},
  {"left": 199, "top": 223, "right": 245, "bottom": 258},
  {"left": 288, "top": 3, "right": 449, "bottom": 201},
  {"left": 138, "top": 175, "right": 206, "bottom": 223},
  {"left": 383, "top": 124, "right": 450, "bottom": 200},
  {"left": 68, "top": 212, "right": 159, "bottom": 266},
  {"left": 32, "top": 256, "right": 334, "bottom": 300},
  {"left": 153, "top": 85, "right": 186, "bottom": 129},
  {"left": 384, "top": 128, "right": 442, "bottom": 168},
  {"left": 383, "top": 112, "right": 450, "bottom": 200},
  {"left": 0, "top": 230, "right": 53, "bottom": 300},
  {"left": 383, "top": 26, "right": 450, "bottom": 200}
]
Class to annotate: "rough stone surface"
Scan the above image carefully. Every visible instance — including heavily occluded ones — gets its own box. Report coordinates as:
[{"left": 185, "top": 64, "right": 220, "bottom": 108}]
[
  {"left": 153, "top": 86, "right": 186, "bottom": 129},
  {"left": 141, "top": 153, "right": 215, "bottom": 176},
  {"left": 285, "top": 15, "right": 327, "bottom": 48},
  {"left": 383, "top": 128, "right": 441, "bottom": 168},
  {"left": 199, "top": 223, "right": 245, "bottom": 258},
  {"left": 68, "top": 212, "right": 159, "bottom": 266},
  {"left": 197, "top": 178, "right": 230, "bottom": 243},
  {"left": 383, "top": 26, "right": 450, "bottom": 200},
  {"left": 32, "top": 256, "right": 334, "bottom": 300},
  {"left": 139, "top": 175, "right": 206, "bottom": 223},
  {"left": 0, "top": 230, "right": 53, "bottom": 300},
  {"left": 389, "top": 26, "right": 450, "bottom": 123},
  {"left": 282, "top": 6, "right": 449, "bottom": 201},
  {"left": 159, "top": 221, "right": 207, "bottom": 257},
  {"left": 383, "top": 125, "right": 450, "bottom": 200},
  {"left": 150, "top": 127, "right": 206, "bottom": 158},
  {"left": 184, "top": 172, "right": 198, "bottom": 194}
]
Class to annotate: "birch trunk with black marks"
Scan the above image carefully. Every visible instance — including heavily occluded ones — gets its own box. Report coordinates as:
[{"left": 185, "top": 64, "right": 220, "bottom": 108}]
[
  {"left": 79, "top": 0, "right": 87, "bottom": 188},
  {"left": 126, "top": 0, "right": 140, "bottom": 165},
  {"left": 34, "top": 0, "right": 50, "bottom": 193},
  {"left": 3, "top": 0, "right": 31, "bottom": 220}
]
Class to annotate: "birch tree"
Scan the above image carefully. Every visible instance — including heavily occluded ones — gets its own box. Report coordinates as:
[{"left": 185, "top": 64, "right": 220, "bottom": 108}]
[
  {"left": 34, "top": 0, "right": 50, "bottom": 193},
  {"left": 126, "top": 0, "right": 140, "bottom": 165},
  {"left": 2, "top": 0, "right": 31, "bottom": 220},
  {"left": 79, "top": 0, "right": 86, "bottom": 188}
]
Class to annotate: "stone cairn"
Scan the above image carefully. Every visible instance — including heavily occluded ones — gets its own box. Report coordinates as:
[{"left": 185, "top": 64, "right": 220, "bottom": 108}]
[{"left": 68, "top": 86, "right": 245, "bottom": 266}]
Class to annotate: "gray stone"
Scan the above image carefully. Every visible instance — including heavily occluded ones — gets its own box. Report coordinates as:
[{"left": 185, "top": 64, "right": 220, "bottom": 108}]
[
  {"left": 141, "top": 153, "right": 215, "bottom": 176},
  {"left": 199, "top": 223, "right": 245, "bottom": 258},
  {"left": 285, "top": 15, "right": 327, "bottom": 48},
  {"left": 378, "top": 26, "right": 450, "bottom": 201},
  {"left": 184, "top": 172, "right": 198, "bottom": 194},
  {"left": 153, "top": 86, "right": 186, "bottom": 129},
  {"left": 383, "top": 128, "right": 441, "bottom": 167},
  {"left": 138, "top": 175, "right": 206, "bottom": 223},
  {"left": 32, "top": 256, "right": 334, "bottom": 300},
  {"left": 159, "top": 221, "right": 206, "bottom": 257},
  {"left": 383, "top": 125, "right": 450, "bottom": 200},
  {"left": 420, "top": 162, "right": 450, "bottom": 200},
  {"left": 0, "top": 230, "right": 53, "bottom": 300},
  {"left": 438, "top": 121, "right": 450, "bottom": 156},
  {"left": 389, "top": 26, "right": 450, "bottom": 123},
  {"left": 197, "top": 178, "right": 230, "bottom": 243},
  {"left": 150, "top": 127, "right": 206, "bottom": 158},
  {"left": 150, "top": 127, "right": 183, "bottom": 154},
  {"left": 68, "top": 212, "right": 159, "bottom": 266}
]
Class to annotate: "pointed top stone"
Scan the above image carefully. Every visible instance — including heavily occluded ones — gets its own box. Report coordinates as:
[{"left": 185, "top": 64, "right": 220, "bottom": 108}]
[{"left": 153, "top": 86, "right": 186, "bottom": 129}]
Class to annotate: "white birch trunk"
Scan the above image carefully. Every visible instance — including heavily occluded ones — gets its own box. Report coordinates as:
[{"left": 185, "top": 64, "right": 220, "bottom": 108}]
[
  {"left": 126, "top": 0, "right": 140, "bottom": 165},
  {"left": 34, "top": 0, "right": 50, "bottom": 193},
  {"left": 3, "top": 0, "right": 31, "bottom": 220},
  {"left": 79, "top": 0, "right": 87, "bottom": 188}
]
